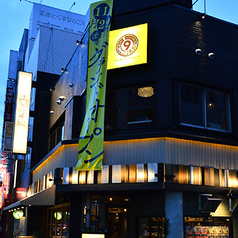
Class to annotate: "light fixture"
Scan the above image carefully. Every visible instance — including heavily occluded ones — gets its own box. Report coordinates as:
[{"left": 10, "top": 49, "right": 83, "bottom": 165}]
[
  {"left": 138, "top": 86, "right": 154, "bottom": 97},
  {"left": 56, "top": 100, "right": 61, "bottom": 105},
  {"left": 50, "top": 87, "right": 55, "bottom": 92},
  {"left": 76, "top": 40, "right": 82, "bottom": 45},
  {"left": 195, "top": 48, "right": 202, "bottom": 55},
  {"left": 208, "top": 52, "right": 214, "bottom": 59},
  {"left": 61, "top": 68, "right": 64, "bottom": 73},
  {"left": 59, "top": 96, "right": 66, "bottom": 101},
  {"left": 69, "top": 83, "right": 73, "bottom": 87},
  {"left": 109, "top": 197, "right": 112, "bottom": 201},
  {"left": 208, "top": 102, "right": 215, "bottom": 108},
  {"left": 50, "top": 111, "right": 54, "bottom": 114},
  {"left": 201, "top": 13, "right": 205, "bottom": 19}
]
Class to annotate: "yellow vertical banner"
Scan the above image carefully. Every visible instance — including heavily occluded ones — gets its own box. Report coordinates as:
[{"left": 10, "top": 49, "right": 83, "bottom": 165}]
[{"left": 76, "top": 0, "right": 113, "bottom": 171}]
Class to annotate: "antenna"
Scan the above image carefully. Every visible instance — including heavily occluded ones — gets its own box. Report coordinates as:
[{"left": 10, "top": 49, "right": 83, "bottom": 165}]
[
  {"left": 69, "top": 2, "right": 76, "bottom": 11},
  {"left": 204, "top": 0, "right": 206, "bottom": 15},
  {"left": 39, "top": 0, "right": 43, "bottom": 3}
]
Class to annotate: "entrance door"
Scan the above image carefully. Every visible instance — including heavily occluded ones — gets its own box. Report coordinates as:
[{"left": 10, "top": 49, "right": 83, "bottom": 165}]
[{"left": 107, "top": 207, "right": 127, "bottom": 238}]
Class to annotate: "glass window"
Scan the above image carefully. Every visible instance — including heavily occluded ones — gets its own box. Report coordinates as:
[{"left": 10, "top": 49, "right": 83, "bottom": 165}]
[
  {"left": 184, "top": 217, "right": 230, "bottom": 238},
  {"left": 180, "top": 84, "right": 204, "bottom": 127},
  {"left": 138, "top": 216, "right": 167, "bottom": 238},
  {"left": 206, "top": 90, "right": 229, "bottom": 131},
  {"left": 115, "top": 85, "right": 156, "bottom": 129},
  {"left": 180, "top": 84, "right": 231, "bottom": 132},
  {"left": 49, "top": 123, "right": 64, "bottom": 151}
]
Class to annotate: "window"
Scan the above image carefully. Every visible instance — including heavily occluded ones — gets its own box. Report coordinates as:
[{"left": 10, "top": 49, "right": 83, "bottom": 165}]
[
  {"left": 49, "top": 123, "right": 64, "bottom": 151},
  {"left": 180, "top": 84, "right": 231, "bottom": 132},
  {"left": 113, "top": 85, "right": 156, "bottom": 129},
  {"left": 138, "top": 216, "right": 167, "bottom": 238}
]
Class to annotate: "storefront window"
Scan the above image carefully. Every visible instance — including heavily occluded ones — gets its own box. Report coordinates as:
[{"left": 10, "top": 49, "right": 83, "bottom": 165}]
[
  {"left": 184, "top": 217, "right": 230, "bottom": 238},
  {"left": 138, "top": 216, "right": 167, "bottom": 238}
]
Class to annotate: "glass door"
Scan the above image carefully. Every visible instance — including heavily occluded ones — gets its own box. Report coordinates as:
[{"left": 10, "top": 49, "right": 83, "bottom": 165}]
[{"left": 107, "top": 207, "right": 127, "bottom": 238}]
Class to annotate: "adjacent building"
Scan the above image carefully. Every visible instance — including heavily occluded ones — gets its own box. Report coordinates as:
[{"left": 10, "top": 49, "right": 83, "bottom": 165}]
[{"left": 1, "top": 0, "right": 238, "bottom": 237}]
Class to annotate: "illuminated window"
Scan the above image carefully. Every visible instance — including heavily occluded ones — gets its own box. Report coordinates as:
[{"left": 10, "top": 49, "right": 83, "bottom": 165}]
[{"left": 180, "top": 83, "right": 231, "bottom": 132}]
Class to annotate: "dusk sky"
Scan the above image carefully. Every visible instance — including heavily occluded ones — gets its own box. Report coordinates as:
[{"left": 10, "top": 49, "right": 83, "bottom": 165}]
[{"left": 0, "top": 0, "right": 238, "bottom": 142}]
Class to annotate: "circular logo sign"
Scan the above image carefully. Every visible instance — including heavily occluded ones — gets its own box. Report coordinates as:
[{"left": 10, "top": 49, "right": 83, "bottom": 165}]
[
  {"left": 54, "top": 211, "right": 62, "bottom": 220},
  {"left": 116, "top": 34, "right": 139, "bottom": 57},
  {"left": 13, "top": 210, "right": 24, "bottom": 219}
]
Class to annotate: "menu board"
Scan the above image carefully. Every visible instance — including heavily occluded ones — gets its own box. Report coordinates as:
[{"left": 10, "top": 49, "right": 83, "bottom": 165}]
[{"left": 185, "top": 226, "right": 229, "bottom": 238}]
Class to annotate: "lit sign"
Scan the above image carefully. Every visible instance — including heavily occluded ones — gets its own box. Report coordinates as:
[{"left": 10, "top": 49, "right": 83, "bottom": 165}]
[
  {"left": 82, "top": 234, "right": 105, "bottom": 238},
  {"left": 54, "top": 212, "right": 62, "bottom": 220},
  {"left": 13, "top": 71, "right": 32, "bottom": 154},
  {"left": 0, "top": 166, "right": 7, "bottom": 182},
  {"left": 107, "top": 23, "right": 148, "bottom": 70},
  {"left": 13, "top": 210, "right": 24, "bottom": 219},
  {"left": 0, "top": 187, "right": 3, "bottom": 209},
  {"left": 3, "top": 172, "right": 10, "bottom": 196}
]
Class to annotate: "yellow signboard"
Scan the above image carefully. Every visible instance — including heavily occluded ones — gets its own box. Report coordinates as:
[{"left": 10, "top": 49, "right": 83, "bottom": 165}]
[
  {"left": 76, "top": 0, "right": 113, "bottom": 171},
  {"left": 107, "top": 23, "right": 148, "bottom": 70}
]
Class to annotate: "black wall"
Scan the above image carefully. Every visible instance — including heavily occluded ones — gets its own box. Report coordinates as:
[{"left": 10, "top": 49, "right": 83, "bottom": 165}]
[
  {"left": 31, "top": 71, "right": 59, "bottom": 167},
  {"left": 106, "top": 3, "right": 238, "bottom": 143}
]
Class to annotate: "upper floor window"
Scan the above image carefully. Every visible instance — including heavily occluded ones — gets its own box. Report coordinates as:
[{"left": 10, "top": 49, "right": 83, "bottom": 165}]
[
  {"left": 180, "top": 83, "right": 231, "bottom": 132},
  {"left": 106, "top": 84, "right": 156, "bottom": 130}
]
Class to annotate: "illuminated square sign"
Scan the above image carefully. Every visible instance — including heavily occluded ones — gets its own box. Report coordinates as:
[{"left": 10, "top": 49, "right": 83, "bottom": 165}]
[
  {"left": 82, "top": 234, "right": 105, "bottom": 238},
  {"left": 107, "top": 23, "right": 148, "bottom": 70},
  {"left": 13, "top": 71, "right": 32, "bottom": 154}
]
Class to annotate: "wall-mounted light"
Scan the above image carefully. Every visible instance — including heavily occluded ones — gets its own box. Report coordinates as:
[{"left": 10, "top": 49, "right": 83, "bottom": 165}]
[
  {"left": 208, "top": 52, "right": 214, "bottom": 59},
  {"left": 69, "top": 83, "right": 73, "bottom": 87},
  {"left": 59, "top": 96, "right": 66, "bottom": 101},
  {"left": 201, "top": 13, "right": 206, "bottom": 19},
  {"left": 195, "top": 48, "right": 202, "bottom": 55},
  {"left": 76, "top": 40, "right": 82, "bottom": 45},
  {"left": 61, "top": 68, "right": 64, "bottom": 73},
  {"left": 56, "top": 100, "right": 61, "bottom": 105},
  {"left": 50, "top": 87, "right": 55, "bottom": 92},
  {"left": 50, "top": 111, "right": 54, "bottom": 114}
]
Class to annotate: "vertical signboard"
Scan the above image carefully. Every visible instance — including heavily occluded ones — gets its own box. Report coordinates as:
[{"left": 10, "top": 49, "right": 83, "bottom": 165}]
[
  {"left": 13, "top": 71, "right": 32, "bottom": 154},
  {"left": 4, "top": 80, "right": 14, "bottom": 122},
  {"left": 4, "top": 122, "right": 14, "bottom": 151},
  {"left": 76, "top": 0, "right": 113, "bottom": 171}
]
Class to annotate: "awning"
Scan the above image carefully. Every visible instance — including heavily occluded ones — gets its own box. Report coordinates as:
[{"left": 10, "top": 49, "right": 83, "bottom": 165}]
[
  {"left": 3, "top": 185, "right": 55, "bottom": 211},
  {"left": 200, "top": 194, "right": 222, "bottom": 213}
]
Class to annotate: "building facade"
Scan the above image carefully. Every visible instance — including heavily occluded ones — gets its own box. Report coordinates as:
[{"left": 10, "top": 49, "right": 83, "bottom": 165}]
[{"left": 2, "top": 0, "right": 238, "bottom": 237}]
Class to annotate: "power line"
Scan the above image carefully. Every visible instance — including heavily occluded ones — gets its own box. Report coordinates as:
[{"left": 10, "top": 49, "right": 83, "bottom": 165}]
[
  {"left": 20, "top": 0, "right": 35, "bottom": 4},
  {"left": 192, "top": 0, "right": 199, "bottom": 6}
]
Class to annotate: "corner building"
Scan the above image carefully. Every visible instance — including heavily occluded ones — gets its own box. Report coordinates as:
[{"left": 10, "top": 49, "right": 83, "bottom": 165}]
[{"left": 4, "top": 0, "right": 238, "bottom": 237}]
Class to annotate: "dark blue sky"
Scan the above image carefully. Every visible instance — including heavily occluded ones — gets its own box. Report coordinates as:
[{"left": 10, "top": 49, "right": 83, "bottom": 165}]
[{"left": 0, "top": 0, "right": 237, "bottom": 141}]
